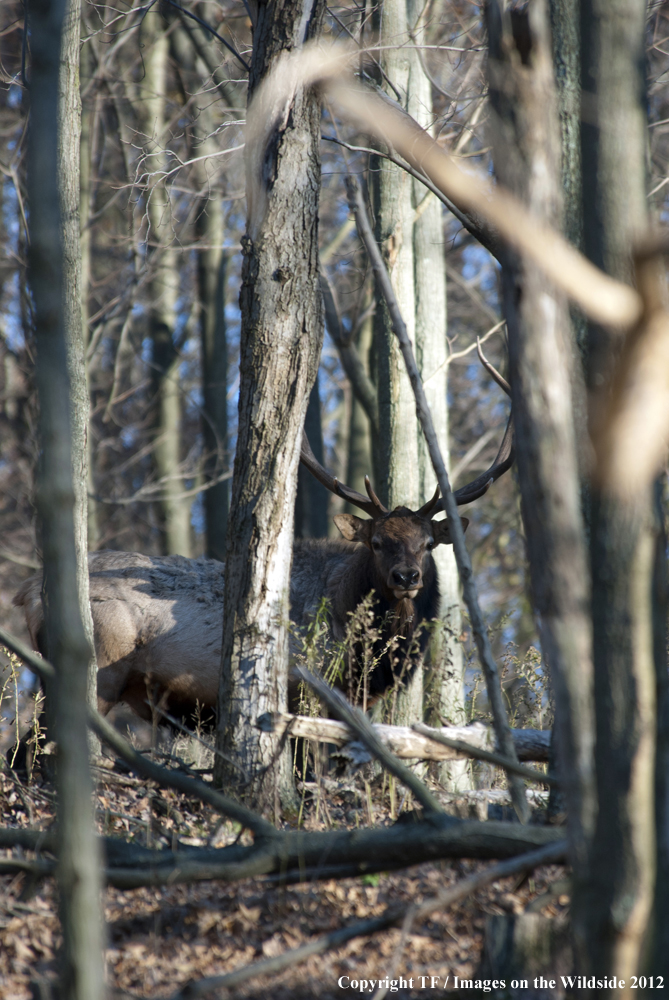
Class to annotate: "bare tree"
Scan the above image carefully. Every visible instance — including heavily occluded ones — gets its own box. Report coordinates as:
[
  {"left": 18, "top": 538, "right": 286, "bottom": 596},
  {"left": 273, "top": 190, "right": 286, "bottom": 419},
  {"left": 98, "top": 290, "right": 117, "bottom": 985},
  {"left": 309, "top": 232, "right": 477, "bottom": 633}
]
[
  {"left": 485, "top": 0, "right": 594, "bottom": 931},
  {"left": 214, "top": 0, "right": 326, "bottom": 812},
  {"left": 138, "top": 11, "right": 192, "bottom": 557},
  {"left": 578, "top": 0, "right": 657, "bottom": 978},
  {"left": 367, "top": 0, "right": 466, "bottom": 780},
  {"left": 27, "top": 0, "right": 103, "bottom": 994},
  {"left": 59, "top": 0, "right": 99, "bottom": 750}
]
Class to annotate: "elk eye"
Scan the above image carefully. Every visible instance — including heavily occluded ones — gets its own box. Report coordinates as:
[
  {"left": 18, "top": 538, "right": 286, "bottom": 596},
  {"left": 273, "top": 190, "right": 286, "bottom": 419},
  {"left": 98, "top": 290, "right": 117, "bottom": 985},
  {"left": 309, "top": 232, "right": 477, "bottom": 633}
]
[
  {"left": 426, "top": 540, "right": 434, "bottom": 550},
  {"left": 372, "top": 539, "right": 382, "bottom": 552}
]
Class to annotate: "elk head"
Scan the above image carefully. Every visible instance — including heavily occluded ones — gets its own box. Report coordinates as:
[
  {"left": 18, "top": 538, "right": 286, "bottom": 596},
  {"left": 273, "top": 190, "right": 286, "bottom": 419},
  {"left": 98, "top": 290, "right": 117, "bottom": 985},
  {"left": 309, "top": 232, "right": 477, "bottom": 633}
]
[
  {"left": 299, "top": 340, "right": 514, "bottom": 610},
  {"left": 331, "top": 484, "right": 463, "bottom": 603}
]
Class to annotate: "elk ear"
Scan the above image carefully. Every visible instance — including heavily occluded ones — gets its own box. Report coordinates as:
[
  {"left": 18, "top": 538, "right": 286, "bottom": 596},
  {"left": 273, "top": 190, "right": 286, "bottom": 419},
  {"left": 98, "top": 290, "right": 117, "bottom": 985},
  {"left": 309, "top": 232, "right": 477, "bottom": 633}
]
[
  {"left": 333, "top": 513, "right": 372, "bottom": 545},
  {"left": 432, "top": 516, "right": 469, "bottom": 547}
]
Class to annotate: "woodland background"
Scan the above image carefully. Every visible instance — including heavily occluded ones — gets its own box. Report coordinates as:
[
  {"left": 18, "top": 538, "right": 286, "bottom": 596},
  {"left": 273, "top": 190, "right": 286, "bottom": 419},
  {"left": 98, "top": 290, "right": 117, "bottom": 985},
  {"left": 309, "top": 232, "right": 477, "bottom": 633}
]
[{"left": 1, "top": 0, "right": 669, "bottom": 998}]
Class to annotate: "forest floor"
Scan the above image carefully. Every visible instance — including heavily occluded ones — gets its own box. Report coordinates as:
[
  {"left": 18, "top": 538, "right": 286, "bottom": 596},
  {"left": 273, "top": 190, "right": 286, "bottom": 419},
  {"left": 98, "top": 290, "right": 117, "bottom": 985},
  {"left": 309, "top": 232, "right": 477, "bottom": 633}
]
[{"left": 0, "top": 705, "right": 569, "bottom": 1000}]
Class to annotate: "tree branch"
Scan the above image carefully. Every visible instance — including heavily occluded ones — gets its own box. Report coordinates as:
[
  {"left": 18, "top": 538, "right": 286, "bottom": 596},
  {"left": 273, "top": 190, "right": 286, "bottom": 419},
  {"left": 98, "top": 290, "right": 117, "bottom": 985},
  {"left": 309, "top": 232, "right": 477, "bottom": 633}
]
[
  {"left": 323, "top": 135, "right": 503, "bottom": 262},
  {"left": 346, "top": 175, "right": 531, "bottom": 823},
  {"left": 412, "top": 723, "right": 557, "bottom": 786}
]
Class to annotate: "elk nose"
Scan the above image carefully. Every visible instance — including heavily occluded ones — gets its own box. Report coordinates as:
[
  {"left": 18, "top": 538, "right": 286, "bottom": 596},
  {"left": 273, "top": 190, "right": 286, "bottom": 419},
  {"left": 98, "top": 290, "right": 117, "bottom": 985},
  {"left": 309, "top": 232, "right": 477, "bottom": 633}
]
[{"left": 392, "top": 569, "right": 420, "bottom": 589}]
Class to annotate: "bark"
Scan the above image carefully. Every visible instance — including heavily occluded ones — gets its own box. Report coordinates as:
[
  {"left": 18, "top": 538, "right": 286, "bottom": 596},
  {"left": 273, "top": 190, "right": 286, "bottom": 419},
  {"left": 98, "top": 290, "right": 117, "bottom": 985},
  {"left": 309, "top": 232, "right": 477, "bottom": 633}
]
[
  {"left": 198, "top": 207, "right": 229, "bottom": 561},
  {"left": 260, "top": 711, "right": 551, "bottom": 763},
  {"left": 140, "top": 12, "right": 191, "bottom": 557},
  {"left": 214, "top": 0, "right": 326, "bottom": 813},
  {"left": 59, "top": 0, "right": 98, "bottom": 751},
  {"left": 27, "top": 0, "right": 103, "bottom": 995},
  {"left": 79, "top": 26, "right": 99, "bottom": 550},
  {"left": 411, "top": 11, "right": 466, "bottom": 789},
  {"left": 485, "top": 0, "right": 594, "bottom": 893},
  {"left": 370, "top": 0, "right": 466, "bottom": 770},
  {"left": 548, "top": 0, "right": 589, "bottom": 466},
  {"left": 371, "top": 0, "right": 419, "bottom": 511},
  {"left": 579, "top": 0, "right": 656, "bottom": 982}
]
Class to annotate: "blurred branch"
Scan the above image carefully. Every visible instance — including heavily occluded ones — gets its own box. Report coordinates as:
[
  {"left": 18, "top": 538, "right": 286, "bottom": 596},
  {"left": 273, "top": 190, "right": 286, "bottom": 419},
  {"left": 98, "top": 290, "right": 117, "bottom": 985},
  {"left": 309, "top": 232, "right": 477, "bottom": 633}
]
[
  {"left": 323, "top": 135, "right": 503, "bottom": 262},
  {"left": 249, "top": 44, "right": 643, "bottom": 327},
  {"left": 412, "top": 723, "right": 558, "bottom": 786}
]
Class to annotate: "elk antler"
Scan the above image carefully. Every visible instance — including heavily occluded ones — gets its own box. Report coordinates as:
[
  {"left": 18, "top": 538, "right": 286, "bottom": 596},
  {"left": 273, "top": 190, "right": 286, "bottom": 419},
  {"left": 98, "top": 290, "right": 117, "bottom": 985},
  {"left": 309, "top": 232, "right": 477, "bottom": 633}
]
[
  {"left": 432, "top": 340, "right": 514, "bottom": 512},
  {"left": 300, "top": 341, "right": 513, "bottom": 517},
  {"left": 300, "top": 434, "right": 389, "bottom": 517}
]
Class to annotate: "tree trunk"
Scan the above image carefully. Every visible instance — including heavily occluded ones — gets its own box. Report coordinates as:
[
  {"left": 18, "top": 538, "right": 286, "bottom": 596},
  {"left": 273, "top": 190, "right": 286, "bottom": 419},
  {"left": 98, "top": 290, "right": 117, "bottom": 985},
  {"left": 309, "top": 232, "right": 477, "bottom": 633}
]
[
  {"left": 485, "top": 0, "right": 594, "bottom": 898},
  {"left": 652, "top": 481, "right": 669, "bottom": 976},
  {"left": 198, "top": 208, "right": 229, "bottom": 562},
  {"left": 170, "top": 22, "right": 232, "bottom": 563},
  {"left": 411, "top": 5, "right": 466, "bottom": 789},
  {"left": 345, "top": 314, "right": 373, "bottom": 501},
  {"left": 140, "top": 12, "right": 191, "bottom": 557},
  {"left": 371, "top": 0, "right": 419, "bottom": 510},
  {"left": 79, "top": 24, "right": 100, "bottom": 551},
  {"left": 579, "top": 0, "right": 655, "bottom": 981},
  {"left": 214, "top": 0, "right": 326, "bottom": 814},
  {"left": 370, "top": 0, "right": 466, "bottom": 771},
  {"left": 59, "top": 0, "right": 98, "bottom": 751},
  {"left": 27, "top": 0, "right": 103, "bottom": 994}
]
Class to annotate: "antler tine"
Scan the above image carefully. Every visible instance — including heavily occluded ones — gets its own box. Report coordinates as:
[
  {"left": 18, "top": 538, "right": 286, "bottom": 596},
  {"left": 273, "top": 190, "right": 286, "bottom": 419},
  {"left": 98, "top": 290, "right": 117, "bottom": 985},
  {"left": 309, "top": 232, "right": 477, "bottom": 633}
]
[
  {"left": 477, "top": 337, "right": 511, "bottom": 397},
  {"left": 364, "top": 475, "right": 389, "bottom": 515},
  {"left": 300, "top": 433, "right": 385, "bottom": 518},
  {"left": 428, "top": 339, "right": 515, "bottom": 510},
  {"left": 449, "top": 413, "right": 514, "bottom": 508},
  {"left": 415, "top": 484, "right": 440, "bottom": 519}
]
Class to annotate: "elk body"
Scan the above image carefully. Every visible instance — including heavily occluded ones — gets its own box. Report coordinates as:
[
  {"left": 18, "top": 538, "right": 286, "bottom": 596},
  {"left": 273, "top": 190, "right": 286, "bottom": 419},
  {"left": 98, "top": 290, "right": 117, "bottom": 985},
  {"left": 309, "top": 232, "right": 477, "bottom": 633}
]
[
  {"left": 15, "top": 351, "right": 512, "bottom": 722},
  {"left": 13, "top": 524, "right": 450, "bottom": 720}
]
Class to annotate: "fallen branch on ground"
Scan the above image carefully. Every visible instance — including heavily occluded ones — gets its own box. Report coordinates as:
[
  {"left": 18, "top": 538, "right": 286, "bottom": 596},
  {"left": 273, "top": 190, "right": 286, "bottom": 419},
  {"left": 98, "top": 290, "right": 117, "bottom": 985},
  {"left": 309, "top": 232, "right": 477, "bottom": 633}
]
[
  {"left": 0, "top": 626, "right": 562, "bottom": 893},
  {"left": 166, "top": 840, "right": 567, "bottom": 999},
  {"left": 0, "top": 816, "right": 565, "bottom": 889},
  {"left": 258, "top": 711, "right": 551, "bottom": 763},
  {"left": 412, "top": 723, "right": 556, "bottom": 785},
  {"left": 295, "top": 667, "right": 444, "bottom": 814}
]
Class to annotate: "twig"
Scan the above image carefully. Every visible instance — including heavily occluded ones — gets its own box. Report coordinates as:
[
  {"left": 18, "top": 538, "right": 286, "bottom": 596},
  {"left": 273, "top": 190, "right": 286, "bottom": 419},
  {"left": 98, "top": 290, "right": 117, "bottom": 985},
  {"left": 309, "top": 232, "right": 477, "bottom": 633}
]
[
  {"left": 160, "top": 0, "right": 249, "bottom": 72},
  {"left": 323, "top": 135, "right": 501, "bottom": 261},
  {"left": 320, "top": 271, "right": 379, "bottom": 431},
  {"left": 346, "top": 175, "right": 530, "bottom": 824},
  {"left": 167, "top": 840, "right": 567, "bottom": 999},
  {"left": 372, "top": 840, "right": 567, "bottom": 999},
  {"left": 412, "top": 723, "right": 558, "bottom": 787},
  {"left": 295, "top": 667, "right": 445, "bottom": 815}
]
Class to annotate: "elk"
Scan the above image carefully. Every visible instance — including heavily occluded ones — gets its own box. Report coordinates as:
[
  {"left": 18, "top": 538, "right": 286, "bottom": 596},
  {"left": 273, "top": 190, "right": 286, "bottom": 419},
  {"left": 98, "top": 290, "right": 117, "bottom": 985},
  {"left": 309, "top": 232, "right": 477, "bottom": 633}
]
[{"left": 14, "top": 354, "right": 512, "bottom": 722}]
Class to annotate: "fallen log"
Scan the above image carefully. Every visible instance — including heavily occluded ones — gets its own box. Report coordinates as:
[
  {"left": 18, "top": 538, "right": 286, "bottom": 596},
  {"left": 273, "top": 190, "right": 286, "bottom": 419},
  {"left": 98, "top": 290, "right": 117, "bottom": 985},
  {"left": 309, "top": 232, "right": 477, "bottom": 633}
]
[
  {"left": 258, "top": 712, "right": 551, "bottom": 763},
  {"left": 102, "top": 817, "right": 565, "bottom": 889},
  {"left": 0, "top": 817, "right": 565, "bottom": 890}
]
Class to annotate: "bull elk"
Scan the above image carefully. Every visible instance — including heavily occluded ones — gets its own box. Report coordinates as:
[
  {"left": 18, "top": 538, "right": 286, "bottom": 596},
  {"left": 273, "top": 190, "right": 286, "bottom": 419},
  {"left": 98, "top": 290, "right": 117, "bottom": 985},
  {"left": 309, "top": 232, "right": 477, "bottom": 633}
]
[{"left": 14, "top": 351, "right": 512, "bottom": 721}]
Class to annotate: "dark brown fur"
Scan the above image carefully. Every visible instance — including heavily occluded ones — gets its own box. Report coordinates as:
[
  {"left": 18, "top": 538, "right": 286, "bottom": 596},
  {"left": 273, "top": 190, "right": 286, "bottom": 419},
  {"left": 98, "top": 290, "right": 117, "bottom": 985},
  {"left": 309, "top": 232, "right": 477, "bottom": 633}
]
[{"left": 13, "top": 508, "right": 461, "bottom": 720}]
